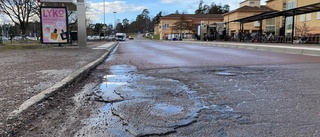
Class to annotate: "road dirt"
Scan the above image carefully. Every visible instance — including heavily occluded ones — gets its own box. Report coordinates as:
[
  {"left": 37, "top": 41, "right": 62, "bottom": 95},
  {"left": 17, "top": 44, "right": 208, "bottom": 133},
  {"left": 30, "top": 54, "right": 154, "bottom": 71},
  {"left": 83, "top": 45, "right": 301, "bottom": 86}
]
[
  {"left": 4, "top": 40, "right": 320, "bottom": 136},
  {"left": 0, "top": 42, "right": 110, "bottom": 136}
]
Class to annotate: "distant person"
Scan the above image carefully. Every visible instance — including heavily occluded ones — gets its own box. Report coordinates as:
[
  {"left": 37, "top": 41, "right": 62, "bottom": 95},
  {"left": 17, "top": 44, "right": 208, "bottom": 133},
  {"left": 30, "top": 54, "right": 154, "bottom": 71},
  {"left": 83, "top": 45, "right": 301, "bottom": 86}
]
[
  {"left": 99, "top": 33, "right": 104, "bottom": 41},
  {"left": 223, "top": 28, "right": 226, "bottom": 41},
  {"left": 10, "top": 34, "right": 13, "bottom": 43}
]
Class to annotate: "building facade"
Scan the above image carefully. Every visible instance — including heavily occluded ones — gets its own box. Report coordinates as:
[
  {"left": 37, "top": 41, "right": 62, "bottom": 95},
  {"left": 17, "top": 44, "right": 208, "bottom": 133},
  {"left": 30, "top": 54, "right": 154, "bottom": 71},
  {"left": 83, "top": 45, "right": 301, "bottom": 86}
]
[
  {"left": 155, "top": 0, "right": 320, "bottom": 41},
  {"left": 155, "top": 14, "right": 223, "bottom": 40},
  {"left": 223, "top": 0, "right": 273, "bottom": 36},
  {"left": 295, "top": 0, "right": 320, "bottom": 35}
]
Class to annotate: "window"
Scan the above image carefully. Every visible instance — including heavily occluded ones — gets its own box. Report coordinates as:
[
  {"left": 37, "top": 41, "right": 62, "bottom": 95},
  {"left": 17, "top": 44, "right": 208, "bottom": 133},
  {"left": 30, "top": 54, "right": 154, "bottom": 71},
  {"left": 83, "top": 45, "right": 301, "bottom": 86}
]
[
  {"left": 287, "top": 0, "right": 297, "bottom": 10},
  {"left": 300, "top": 14, "right": 305, "bottom": 21},
  {"left": 306, "top": 13, "right": 311, "bottom": 21},
  {"left": 253, "top": 21, "right": 260, "bottom": 27},
  {"left": 266, "top": 26, "right": 275, "bottom": 33},
  {"left": 266, "top": 18, "right": 275, "bottom": 25},
  {"left": 163, "top": 24, "right": 169, "bottom": 29},
  {"left": 266, "top": 18, "right": 276, "bottom": 33},
  {"left": 317, "top": 12, "right": 320, "bottom": 20}
]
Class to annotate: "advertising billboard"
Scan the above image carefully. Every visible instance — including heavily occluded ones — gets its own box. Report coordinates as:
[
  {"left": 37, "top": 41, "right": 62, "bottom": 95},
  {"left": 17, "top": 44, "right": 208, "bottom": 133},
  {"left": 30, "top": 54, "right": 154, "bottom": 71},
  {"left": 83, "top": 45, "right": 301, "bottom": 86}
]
[{"left": 40, "top": 7, "right": 68, "bottom": 44}]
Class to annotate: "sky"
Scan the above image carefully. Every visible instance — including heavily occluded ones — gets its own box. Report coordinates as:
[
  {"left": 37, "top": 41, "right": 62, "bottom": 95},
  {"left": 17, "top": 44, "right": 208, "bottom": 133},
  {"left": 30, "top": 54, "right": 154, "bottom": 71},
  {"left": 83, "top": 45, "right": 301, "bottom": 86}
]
[
  {"left": 0, "top": 0, "right": 267, "bottom": 25},
  {"left": 86, "top": 0, "right": 247, "bottom": 25}
]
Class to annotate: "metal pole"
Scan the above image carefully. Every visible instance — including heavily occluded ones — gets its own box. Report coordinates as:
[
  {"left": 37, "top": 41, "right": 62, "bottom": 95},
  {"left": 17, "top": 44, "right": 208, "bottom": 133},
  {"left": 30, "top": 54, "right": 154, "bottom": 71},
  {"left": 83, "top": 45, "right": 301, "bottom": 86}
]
[
  {"left": 291, "top": 10, "right": 295, "bottom": 44},
  {"left": 103, "top": 0, "right": 105, "bottom": 25},
  {"left": 113, "top": 12, "right": 116, "bottom": 30}
]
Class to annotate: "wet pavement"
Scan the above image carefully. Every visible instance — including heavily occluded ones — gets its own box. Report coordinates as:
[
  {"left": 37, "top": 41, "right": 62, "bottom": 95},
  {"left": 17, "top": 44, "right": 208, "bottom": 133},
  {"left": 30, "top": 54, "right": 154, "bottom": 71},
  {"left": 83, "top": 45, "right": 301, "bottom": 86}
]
[
  {"left": 70, "top": 40, "right": 320, "bottom": 136},
  {"left": 7, "top": 39, "right": 320, "bottom": 136}
]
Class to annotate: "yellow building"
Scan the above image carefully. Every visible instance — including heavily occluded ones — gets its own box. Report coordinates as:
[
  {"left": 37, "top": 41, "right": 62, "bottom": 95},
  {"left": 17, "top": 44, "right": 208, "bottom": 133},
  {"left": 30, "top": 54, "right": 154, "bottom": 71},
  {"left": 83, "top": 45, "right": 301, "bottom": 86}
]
[
  {"left": 237, "top": 0, "right": 320, "bottom": 36},
  {"left": 294, "top": 0, "right": 320, "bottom": 35},
  {"left": 223, "top": 0, "right": 273, "bottom": 35},
  {"left": 155, "top": 0, "right": 320, "bottom": 41},
  {"left": 156, "top": 14, "right": 223, "bottom": 40},
  {"left": 265, "top": 0, "right": 286, "bottom": 36}
]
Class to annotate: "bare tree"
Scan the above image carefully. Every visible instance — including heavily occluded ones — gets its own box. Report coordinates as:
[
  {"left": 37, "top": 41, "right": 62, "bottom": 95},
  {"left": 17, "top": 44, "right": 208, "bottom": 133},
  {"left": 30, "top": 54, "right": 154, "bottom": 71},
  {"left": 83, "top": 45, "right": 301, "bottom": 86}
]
[
  {"left": 295, "top": 22, "right": 312, "bottom": 37},
  {"left": 171, "top": 14, "right": 193, "bottom": 40},
  {"left": 0, "top": 0, "right": 38, "bottom": 37}
]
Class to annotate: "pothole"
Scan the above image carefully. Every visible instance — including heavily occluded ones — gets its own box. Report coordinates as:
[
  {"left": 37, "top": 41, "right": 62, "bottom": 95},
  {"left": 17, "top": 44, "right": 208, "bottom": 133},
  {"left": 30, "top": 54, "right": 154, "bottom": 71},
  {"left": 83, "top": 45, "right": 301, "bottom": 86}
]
[
  {"left": 81, "top": 65, "right": 244, "bottom": 137},
  {"left": 150, "top": 103, "right": 184, "bottom": 116}
]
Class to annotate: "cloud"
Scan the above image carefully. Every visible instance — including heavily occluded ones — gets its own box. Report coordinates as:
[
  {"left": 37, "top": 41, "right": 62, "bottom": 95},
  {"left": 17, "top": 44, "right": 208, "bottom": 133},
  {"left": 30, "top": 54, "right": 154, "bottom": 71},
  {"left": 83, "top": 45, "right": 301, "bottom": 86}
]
[{"left": 86, "top": 0, "right": 146, "bottom": 23}]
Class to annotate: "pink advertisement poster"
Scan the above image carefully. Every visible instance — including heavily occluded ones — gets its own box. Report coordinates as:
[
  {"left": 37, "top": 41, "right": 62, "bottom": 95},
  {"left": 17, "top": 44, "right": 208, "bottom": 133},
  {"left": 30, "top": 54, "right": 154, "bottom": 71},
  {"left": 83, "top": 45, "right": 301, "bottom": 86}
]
[{"left": 41, "top": 7, "right": 68, "bottom": 44}]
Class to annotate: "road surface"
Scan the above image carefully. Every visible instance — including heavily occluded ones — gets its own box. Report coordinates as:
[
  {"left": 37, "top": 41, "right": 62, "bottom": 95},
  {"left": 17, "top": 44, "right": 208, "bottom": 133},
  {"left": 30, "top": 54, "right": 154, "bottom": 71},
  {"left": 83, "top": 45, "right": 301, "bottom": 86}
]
[{"left": 11, "top": 38, "right": 320, "bottom": 137}]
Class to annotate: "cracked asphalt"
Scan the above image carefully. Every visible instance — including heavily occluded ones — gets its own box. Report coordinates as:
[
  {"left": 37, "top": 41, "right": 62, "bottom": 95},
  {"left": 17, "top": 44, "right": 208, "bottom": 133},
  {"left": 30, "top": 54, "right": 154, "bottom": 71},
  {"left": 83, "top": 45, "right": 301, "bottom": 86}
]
[{"left": 8, "top": 38, "right": 320, "bottom": 136}]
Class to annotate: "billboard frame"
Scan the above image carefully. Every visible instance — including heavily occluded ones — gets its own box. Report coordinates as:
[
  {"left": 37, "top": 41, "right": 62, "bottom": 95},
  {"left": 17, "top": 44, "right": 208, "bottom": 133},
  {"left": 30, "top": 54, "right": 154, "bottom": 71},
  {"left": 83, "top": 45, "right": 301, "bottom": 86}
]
[{"left": 40, "top": 7, "right": 69, "bottom": 44}]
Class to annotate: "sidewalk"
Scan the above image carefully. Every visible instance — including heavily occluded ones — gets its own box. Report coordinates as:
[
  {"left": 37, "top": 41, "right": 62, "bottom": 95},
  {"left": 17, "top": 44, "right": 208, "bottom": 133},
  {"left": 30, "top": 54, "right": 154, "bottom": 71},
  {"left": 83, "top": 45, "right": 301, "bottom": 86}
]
[
  {"left": 0, "top": 41, "right": 117, "bottom": 135},
  {"left": 179, "top": 40, "right": 320, "bottom": 56}
]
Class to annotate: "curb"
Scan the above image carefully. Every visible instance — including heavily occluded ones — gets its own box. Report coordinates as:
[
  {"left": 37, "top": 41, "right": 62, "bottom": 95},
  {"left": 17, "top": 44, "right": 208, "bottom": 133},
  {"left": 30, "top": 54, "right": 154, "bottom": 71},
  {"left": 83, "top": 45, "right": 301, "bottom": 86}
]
[
  {"left": 7, "top": 42, "right": 119, "bottom": 120},
  {"left": 179, "top": 41, "right": 320, "bottom": 56}
]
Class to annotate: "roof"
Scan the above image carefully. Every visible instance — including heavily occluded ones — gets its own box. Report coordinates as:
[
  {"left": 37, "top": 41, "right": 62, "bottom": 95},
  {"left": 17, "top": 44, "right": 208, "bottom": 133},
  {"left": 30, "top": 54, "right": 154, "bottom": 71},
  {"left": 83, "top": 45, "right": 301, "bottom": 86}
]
[
  {"left": 161, "top": 14, "right": 223, "bottom": 19},
  {"left": 223, "top": 5, "right": 274, "bottom": 16},
  {"left": 240, "top": 0, "right": 260, "bottom": 4},
  {"left": 231, "top": 2, "right": 320, "bottom": 23}
]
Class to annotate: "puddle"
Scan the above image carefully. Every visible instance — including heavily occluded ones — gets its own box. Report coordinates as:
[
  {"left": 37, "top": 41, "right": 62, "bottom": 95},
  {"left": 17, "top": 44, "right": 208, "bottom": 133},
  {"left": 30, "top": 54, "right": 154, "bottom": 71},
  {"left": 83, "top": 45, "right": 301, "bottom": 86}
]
[
  {"left": 94, "top": 82, "right": 124, "bottom": 102},
  {"left": 212, "top": 67, "right": 266, "bottom": 76},
  {"left": 151, "top": 103, "right": 184, "bottom": 116},
  {"left": 213, "top": 71, "right": 237, "bottom": 76},
  {"left": 85, "top": 64, "right": 241, "bottom": 136},
  {"left": 109, "top": 65, "right": 137, "bottom": 75},
  {"left": 92, "top": 65, "right": 136, "bottom": 103}
]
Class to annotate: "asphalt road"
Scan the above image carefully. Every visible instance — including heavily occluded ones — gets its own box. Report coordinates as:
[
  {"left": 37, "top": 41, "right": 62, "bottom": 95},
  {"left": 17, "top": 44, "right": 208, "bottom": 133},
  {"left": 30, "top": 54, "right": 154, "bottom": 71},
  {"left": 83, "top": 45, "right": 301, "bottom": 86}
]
[{"left": 13, "top": 38, "right": 320, "bottom": 136}]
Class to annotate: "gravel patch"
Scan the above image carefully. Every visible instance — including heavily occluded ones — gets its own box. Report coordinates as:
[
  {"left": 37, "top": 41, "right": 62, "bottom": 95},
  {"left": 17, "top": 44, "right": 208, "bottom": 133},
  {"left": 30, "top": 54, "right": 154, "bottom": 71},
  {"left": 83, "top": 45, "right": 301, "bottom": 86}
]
[{"left": 0, "top": 41, "right": 111, "bottom": 135}]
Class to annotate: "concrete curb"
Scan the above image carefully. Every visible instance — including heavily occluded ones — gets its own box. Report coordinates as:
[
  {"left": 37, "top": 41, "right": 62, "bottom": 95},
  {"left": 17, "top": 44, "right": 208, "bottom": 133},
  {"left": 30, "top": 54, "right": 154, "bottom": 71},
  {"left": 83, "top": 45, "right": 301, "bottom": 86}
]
[
  {"left": 179, "top": 41, "right": 320, "bottom": 56},
  {"left": 7, "top": 42, "right": 119, "bottom": 120}
]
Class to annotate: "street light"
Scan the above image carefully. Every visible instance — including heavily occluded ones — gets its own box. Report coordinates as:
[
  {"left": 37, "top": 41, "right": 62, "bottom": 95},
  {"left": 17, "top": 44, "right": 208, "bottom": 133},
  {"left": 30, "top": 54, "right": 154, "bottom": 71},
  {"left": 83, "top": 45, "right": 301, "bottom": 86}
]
[
  {"left": 113, "top": 11, "right": 117, "bottom": 33},
  {"left": 103, "top": 0, "right": 105, "bottom": 25}
]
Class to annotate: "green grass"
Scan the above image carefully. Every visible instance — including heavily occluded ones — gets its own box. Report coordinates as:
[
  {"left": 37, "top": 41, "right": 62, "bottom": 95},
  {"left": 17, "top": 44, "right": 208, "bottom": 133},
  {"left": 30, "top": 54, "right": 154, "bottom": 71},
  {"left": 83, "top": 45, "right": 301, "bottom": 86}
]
[
  {"left": 0, "top": 42, "right": 45, "bottom": 51},
  {"left": 126, "top": 33, "right": 138, "bottom": 38},
  {"left": 152, "top": 34, "right": 160, "bottom": 40}
]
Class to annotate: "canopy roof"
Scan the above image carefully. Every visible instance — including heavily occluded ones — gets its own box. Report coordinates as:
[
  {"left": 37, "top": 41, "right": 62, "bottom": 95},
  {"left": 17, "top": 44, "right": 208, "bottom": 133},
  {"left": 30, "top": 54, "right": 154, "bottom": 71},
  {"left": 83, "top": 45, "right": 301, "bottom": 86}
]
[{"left": 231, "top": 2, "right": 320, "bottom": 23}]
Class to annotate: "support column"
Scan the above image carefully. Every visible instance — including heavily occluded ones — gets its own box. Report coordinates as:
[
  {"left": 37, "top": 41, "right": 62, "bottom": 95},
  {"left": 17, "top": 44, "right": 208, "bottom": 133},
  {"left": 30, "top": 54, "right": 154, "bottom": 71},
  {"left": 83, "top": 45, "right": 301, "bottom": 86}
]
[
  {"left": 291, "top": 10, "right": 295, "bottom": 44},
  {"left": 259, "top": 19, "right": 262, "bottom": 43},
  {"left": 77, "top": 2, "right": 87, "bottom": 48}
]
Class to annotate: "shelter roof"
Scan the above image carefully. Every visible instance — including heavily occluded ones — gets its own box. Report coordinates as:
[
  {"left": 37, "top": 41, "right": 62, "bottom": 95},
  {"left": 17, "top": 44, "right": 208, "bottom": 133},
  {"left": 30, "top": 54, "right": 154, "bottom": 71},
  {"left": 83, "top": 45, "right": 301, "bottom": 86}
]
[{"left": 230, "top": 2, "right": 320, "bottom": 23}]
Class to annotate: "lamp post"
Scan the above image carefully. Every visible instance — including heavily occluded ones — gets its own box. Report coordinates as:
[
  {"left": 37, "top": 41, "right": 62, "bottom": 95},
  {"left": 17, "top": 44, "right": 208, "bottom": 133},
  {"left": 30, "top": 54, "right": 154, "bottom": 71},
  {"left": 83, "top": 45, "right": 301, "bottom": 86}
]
[
  {"left": 113, "top": 11, "right": 117, "bottom": 34},
  {"left": 103, "top": 0, "right": 105, "bottom": 25}
]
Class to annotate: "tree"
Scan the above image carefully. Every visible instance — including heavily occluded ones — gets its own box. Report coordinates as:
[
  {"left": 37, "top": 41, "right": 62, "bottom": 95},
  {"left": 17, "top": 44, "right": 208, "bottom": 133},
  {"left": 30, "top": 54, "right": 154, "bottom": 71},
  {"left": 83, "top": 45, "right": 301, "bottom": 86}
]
[
  {"left": 208, "top": 3, "right": 230, "bottom": 14},
  {"left": 295, "top": 22, "right": 312, "bottom": 37},
  {"left": 194, "top": 0, "right": 230, "bottom": 14},
  {"left": 135, "top": 9, "right": 152, "bottom": 33},
  {"left": 195, "top": 0, "right": 205, "bottom": 14},
  {"left": 171, "top": 14, "right": 193, "bottom": 40},
  {"left": 122, "top": 18, "right": 130, "bottom": 33},
  {"left": 151, "top": 11, "right": 162, "bottom": 26},
  {"left": 0, "top": 0, "right": 37, "bottom": 37}
]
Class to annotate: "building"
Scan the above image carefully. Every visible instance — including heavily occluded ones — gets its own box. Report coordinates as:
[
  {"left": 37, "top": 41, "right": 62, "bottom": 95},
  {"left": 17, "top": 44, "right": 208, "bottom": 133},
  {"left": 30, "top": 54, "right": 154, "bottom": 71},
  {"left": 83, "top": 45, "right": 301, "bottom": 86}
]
[
  {"left": 229, "top": 0, "right": 320, "bottom": 37},
  {"left": 223, "top": 0, "right": 273, "bottom": 35},
  {"left": 155, "top": 14, "right": 223, "bottom": 40},
  {"left": 293, "top": 0, "right": 320, "bottom": 35},
  {"left": 265, "top": 0, "right": 286, "bottom": 36},
  {"left": 155, "top": 0, "right": 320, "bottom": 41}
]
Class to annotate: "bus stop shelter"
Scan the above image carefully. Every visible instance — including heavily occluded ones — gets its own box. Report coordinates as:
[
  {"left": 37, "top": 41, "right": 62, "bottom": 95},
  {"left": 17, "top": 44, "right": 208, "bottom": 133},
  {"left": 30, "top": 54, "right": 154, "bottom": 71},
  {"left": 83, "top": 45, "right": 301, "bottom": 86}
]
[{"left": 228, "top": 2, "right": 320, "bottom": 44}]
